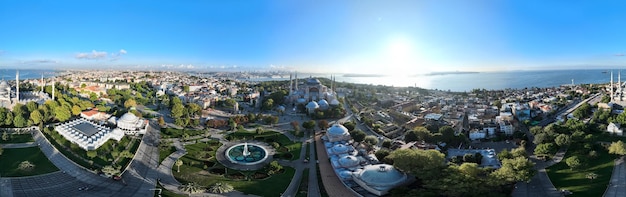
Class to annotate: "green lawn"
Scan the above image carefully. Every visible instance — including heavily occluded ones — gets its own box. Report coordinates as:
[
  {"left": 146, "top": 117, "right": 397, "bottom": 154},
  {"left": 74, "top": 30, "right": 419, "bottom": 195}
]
[
  {"left": 0, "top": 134, "right": 34, "bottom": 144},
  {"left": 296, "top": 168, "right": 310, "bottom": 197},
  {"left": 161, "top": 128, "right": 205, "bottom": 138},
  {"left": 172, "top": 140, "right": 295, "bottom": 197},
  {"left": 546, "top": 149, "right": 614, "bottom": 197},
  {"left": 0, "top": 147, "right": 59, "bottom": 177}
]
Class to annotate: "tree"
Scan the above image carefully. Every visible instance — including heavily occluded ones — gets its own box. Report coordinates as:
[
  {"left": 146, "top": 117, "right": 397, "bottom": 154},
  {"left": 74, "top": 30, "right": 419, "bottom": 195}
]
[
  {"left": 158, "top": 116, "right": 165, "bottom": 126},
  {"left": 54, "top": 106, "right": 71, "bottom": 122},
  {"left": 555, "top": 134, "right": 571, "bottom": 147},
  {"left": 364, "top": 135, "right": 379, "bottom": 146},
  {"left": 268, "top": 160, "right": 283, "bottom": 175},
  {"left": 491, "top": 157, "right": 535, "bottom": 183},
  {"left": 498, "top": 149, "right": 513, "bottom": 160},
  {"left": 382, "top": 139, "right": 392, "bottom": 149},
  {"left": 175, "top": 159, "right": 183, "bottom": 173},
  {"left": 71, "top": 105, "right": 81, "bottom": 116},
  {"left": 565, "top": 156, "right": 582, "bottom": 170},
  {"left": 179, "top": 182, "right": 203, "bottom": 194},
  {"left": 13, "top": 114, "right": 27, "bottom": 128},
  {"left": 302, "top": 120, "right": 316, "bottom": 131},
  {"left": 119, "top": 150, "right": 134, "bottom": 158},
  {"left": 171, "top": 103, "right": 185, "bottom": 119},
  {"left": 458, "top": 162, "right": 480, "bottom": 177},
  {"left": 351, "top": 130, "right": 367, "bottom": 144},
  {"left": 375, "top": 149, "right": 391, "bottom": 163},
  {"left": 609, "top": 141, "right": 626, "bottom": 156},
  {"left": 318, "top": 120, "right": 329, "bottom": 130},
  {"left": 533, "top": 133, "right": 548, "bottom": 145},
  {"left": 101, "top": 165, "right": 120, "bottom": 177},
  {"left": 124, "top": 98, "right": 137, "bottom": 109},
  {"left": 0, "top": 146, "right": 3, "bottom": 156},
  {"left": 262, "top": 98, "right": 274, "bottom": 110},
  {"left": 208, "top": 182, "right": 234, "bottom": 194},
  {"left": 86, "top": 151, "right": 97, "bottom": 159},
  {"left": 29, "top": 110, "right": 43, "bottom": 126},
  {"left": 534, "top": 143, "right": 556, "bottom": 157},
  {"left": 290, "top": 121, "right": 300, "bottom": 132},
  {"left": 388, "top": 149, "right": 446, "bottom": 179},
  {"left": 18, "top": 161, "right": 35, "bottom": 171}
]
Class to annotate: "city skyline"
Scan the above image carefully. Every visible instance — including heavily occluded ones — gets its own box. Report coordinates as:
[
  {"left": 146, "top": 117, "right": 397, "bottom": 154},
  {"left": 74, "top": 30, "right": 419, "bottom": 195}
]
[{"left": 3, "top": 1, "right": 626, "bottom": 74}]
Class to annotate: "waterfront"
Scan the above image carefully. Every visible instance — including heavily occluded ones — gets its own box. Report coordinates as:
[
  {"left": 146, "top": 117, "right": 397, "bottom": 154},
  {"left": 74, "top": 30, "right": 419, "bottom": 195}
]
[{"left": 247, "top": 69, "right": 615, "bottom": 92}]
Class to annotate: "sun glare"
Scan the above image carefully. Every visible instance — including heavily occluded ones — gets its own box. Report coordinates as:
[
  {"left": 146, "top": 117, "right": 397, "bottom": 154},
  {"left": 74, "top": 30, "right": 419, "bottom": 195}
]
[{"left": 382, "top": 36, "right": 420, "bottom": 76}]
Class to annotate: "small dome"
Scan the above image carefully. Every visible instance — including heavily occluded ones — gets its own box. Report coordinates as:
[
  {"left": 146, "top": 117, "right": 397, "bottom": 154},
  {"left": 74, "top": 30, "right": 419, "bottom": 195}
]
[
  {"left": 338, "top": 170, "right": 353, "bottom": 180},
  {"left": 331, "top": 144, "right": 351, "bottom": 154},
  {"left": 0, "top": 81, "right": 9, "bottom": 90},
  {"left": 328, "top": 124, "right": 349, "bottom": 136},
  {"left": 119, "top": 112, "right": 139, "bottom": 123},
  {"left": 329, "top": 99, "right": 340, "bottom": 106},
  {"left": 318, "top": 99, "right": 329, "bottom": 107},
  {"left": 276, "top": 105, "right": 286, "bottom": 111},
  {"left": 354, "top": 164, "right": 407, "bottom": 187},
  {"left": 306, "top": 78, "right": 321, "bottom": 86},
  {"left": 306, "top": 101, "right": 319, "bottom": 109},
  {"left": 338, "top": 155, "right": 360, "bottom": 168},
  {"left": 297, "top": 98, "right": 307, "bottom": 104}
]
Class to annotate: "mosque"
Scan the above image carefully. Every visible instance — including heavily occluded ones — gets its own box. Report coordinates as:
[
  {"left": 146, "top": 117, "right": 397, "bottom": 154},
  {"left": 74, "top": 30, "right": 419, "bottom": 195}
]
[
  {"left": 0, "top": 71, "right": 52, "bottom": 109},
  {"left": 608, "top": 70, "right": 626, "bottom": 106},
  {"left": 287, "top": 72, "right": 341, "bottom": 114}
]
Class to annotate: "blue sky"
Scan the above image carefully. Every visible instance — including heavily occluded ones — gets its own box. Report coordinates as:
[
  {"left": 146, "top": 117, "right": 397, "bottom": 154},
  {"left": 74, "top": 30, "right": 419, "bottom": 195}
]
[{"left": 2, "top": 1, "right": 626, "bottom": 74}]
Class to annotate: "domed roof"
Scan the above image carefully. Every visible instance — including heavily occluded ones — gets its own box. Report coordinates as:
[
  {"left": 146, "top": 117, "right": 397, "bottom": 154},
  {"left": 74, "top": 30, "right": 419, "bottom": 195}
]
[
  {"left": 276, "top": 105, "right": 286, "bottom": 111},
  {"left": 354, "top": 164, "right": 407, "bottom": 187},
  {"left": 119, "top": 112, "right": 139, "bottom": 123},
  {"left": 306, "top": 101, "right": 319, "bottom": 109},
  {"left": 338, "top": 170, "right": 353, "bottom": 179},
  {"left": 0, "top": 81, "right": 9, "bottom": 89},
  {"left": 328, "top": 124, "right": 349, "bottom": 136},
  {"left": 338, "top": 155, "right": 360, "bottom": 168},
  {"left": 318, "top": 99, "right": 329, "bottom": 107},
  {"left": 329, "top": 99, "right": 340, "bottom": 106},
  {"left": 306, "top": 78, "right": 321, "bottom": 85},
  {"left": 297, "top": 98, "right": 307, "bottom": 104},
  {"left": 331, "top": 144, "right": 351, "bottom": 154}
]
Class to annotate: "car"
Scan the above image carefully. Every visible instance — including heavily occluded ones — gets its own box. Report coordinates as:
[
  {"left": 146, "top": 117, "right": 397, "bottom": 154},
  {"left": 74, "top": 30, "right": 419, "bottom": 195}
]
[{"left": 113, "top": 175, "right": 122, "bottom": 180}]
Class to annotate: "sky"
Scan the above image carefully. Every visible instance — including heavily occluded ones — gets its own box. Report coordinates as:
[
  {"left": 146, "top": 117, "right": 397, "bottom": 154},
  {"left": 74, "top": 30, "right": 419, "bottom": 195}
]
[{"left": 3, "top": 1, "right": 626, "bottom": 75}]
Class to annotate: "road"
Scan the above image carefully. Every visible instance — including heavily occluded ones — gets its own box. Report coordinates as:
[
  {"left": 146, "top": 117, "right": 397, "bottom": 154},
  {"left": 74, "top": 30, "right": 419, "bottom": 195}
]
[{"left": 604, "top": 157, "right": 626, "bottom": 197}]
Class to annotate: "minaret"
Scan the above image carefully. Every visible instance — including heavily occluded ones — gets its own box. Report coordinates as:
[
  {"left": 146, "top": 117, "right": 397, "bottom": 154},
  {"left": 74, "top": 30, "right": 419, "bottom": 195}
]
[
  {"left": 15, "top": 70, "right": 19, "bottom": 102},
  {"left": 294, "top": 71, "right": 298, "bottom": 91},
  {"left": 41, "top": 74, "right": 44, "bottom": 92},
  {"left": 611, "top": 71, "right": 614, "bottom": 102},
  {"left": 620, "top": 70, "right": 623, "bottom": 101},
  {"left": 52, "top": 79, "right": 55, "bottom": 100},
  {"left": 289, "top": 73, "right": 293, "bottom": 96}
]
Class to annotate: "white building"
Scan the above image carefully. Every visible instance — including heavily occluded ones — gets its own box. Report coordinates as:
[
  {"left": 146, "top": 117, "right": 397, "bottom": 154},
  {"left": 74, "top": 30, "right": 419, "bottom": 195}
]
[
  {"left": 114, "top": 112, "right": 148, "bottom": 135},
  {"left": 55, "top": 118, "right": 124, "bottom": 151},
  {"left": 607, "top": 122, "right": 623, "bottom": 136},
  {"left": 324, "top": 124, "right": 350, "bottom": 142}
]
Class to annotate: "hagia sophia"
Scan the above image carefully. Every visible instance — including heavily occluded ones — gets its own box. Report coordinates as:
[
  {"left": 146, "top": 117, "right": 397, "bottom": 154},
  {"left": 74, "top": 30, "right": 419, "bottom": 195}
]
[{"left": 287, "top": 72, "right": 341, "bottom": 114}]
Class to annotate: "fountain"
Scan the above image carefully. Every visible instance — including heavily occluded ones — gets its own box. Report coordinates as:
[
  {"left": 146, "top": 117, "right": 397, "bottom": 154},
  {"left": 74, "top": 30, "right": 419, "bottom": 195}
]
[{"left": 225, "top": 142, "right": 269, "bottom": 166}]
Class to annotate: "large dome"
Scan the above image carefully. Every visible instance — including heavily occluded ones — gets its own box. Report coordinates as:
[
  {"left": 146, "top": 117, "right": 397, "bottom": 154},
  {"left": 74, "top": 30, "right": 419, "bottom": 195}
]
[
  {"left": 119, "top": 112, "right": 139, "bottom": 123},
  {"left": 329, "top": 99, "right": 340, "bottom": 106},
  {"left": 354, "top": 164, "right": 407, "bottom": 187},
  {"left": 318, "top": 99, "right": 329, "bottom": 108},
  {"left": 0, "top": 81, "right": 9, "bottom": 90},
  {"left": 306, "top": 78, "right": 321, "bottom": 86},
  {"left": 331, "top": 144, "right": 351, "bottom": 154},
  {"left": 306, "top": 101, "right": 319, "bottom": 109},
  {"left": 328, "top": 124, "right": 349, "bottom": 136}
]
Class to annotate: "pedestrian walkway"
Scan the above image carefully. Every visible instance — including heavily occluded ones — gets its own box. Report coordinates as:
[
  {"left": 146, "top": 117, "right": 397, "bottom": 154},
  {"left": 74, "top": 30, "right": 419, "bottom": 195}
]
[
  {"left": 512, "top": 148, "right": 566, "bottom": 197},
  {"left": 314, "top": 134, "right": 357, "bottom": 197},
  {"left": 0, "top": 142, "right": 37, "bottom": 149},
  {"left": 604, "top": 156, "right": 626, "bottom": 197}
]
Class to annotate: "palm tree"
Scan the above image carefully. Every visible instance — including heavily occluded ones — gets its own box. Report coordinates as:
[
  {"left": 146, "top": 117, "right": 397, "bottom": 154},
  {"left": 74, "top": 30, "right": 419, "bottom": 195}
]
[
  {"left": 208, "top": 182, "right": 234, "bottom": 194},
  {"left": 102, "top": 165, "right": 120, "bottom": 177},
  {"left": 18, "top": 161, "right": 35, "bottom": 171},
  {"left": 175, "top": 159, "right": 183, "bottom": 173},
  {"left": 179, "top": 182, "right": 203, "bottom": 194},
  {"left": 586, "top": 172, "right": 599, "bottom": 182}
]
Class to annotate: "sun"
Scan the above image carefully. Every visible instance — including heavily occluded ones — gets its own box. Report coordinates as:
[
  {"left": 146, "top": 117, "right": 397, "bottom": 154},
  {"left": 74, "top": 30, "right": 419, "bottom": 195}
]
[{"left": 382, "top": 36, "right": 418, "bottom": 76}]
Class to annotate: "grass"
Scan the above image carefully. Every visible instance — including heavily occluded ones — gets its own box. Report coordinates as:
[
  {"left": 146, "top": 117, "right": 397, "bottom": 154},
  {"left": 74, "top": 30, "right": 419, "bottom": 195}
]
[
  {"left": 172, "top": 140, "right": 295, "bottom": 197},
  {"left": 160, "top": 128, "right": 205, "bottom": 138},
  {"left": 0, "top": 147, "right": 59, "bottom": 177},
  {"left": 159, "top": 145, "right": 177, "bottom": 164},
  {"left": 546, "top": 148, "right": 614, "bottom": 197},
  {"left": 0, "top": 134, "right": 34, "bottom": 144},
  {"left": 296, "top": 168, "right": 310, "bottom": 197}
]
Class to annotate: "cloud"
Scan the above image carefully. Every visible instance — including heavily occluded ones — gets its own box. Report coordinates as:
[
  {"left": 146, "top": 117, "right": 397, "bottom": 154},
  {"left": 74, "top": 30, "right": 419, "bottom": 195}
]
[
  {"left": 76, "top": 50, "right": 108, "bottom": 59},
  {"left": 119, "top": 49, "right": 127, "bottom": 54},
  {"left": 110, "top": 49, "right": 128, "bottom": 61}
]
